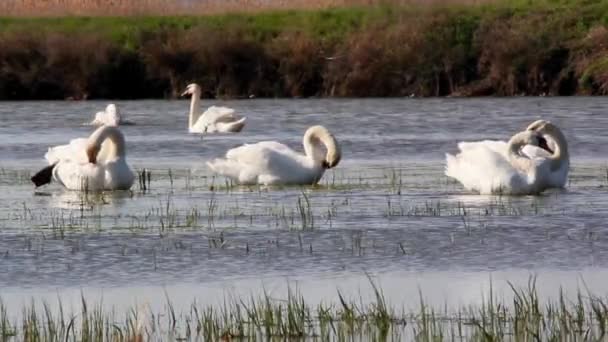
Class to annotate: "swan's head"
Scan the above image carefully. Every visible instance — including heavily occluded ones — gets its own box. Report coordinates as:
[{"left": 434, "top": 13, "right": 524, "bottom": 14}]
[
  {"left": 305, "top": 125, "right": 341, "bottom": 169},
  {"left": 181, "top": 83, "right": 201, "bottom": 97},
  {"left": 85, "top": 144, "right": 100, "bottom": 164},
  {"left": 511, "top": 131, "right": 552, "bottom": 154},
  {"left": 324, "top": 140, "right": 341, "bottom": 169},
  {"left": 526, "top": 119, "right": 567, "bottom": 155}
]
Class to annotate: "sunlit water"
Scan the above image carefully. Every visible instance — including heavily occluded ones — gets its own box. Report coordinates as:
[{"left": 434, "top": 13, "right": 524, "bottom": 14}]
[{"left": 1, "top": 97, "right": 607, "bottom": 314}]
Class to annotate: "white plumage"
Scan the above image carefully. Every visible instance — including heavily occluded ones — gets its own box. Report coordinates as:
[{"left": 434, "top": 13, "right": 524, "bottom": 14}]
[
  {"left": 182, "top": 83, "right": 246, "bottom": 133},
  {"left": 445, "top": 130, "right": 553, "bottom": 195},
  {"left": 207, "top": 125, "right": 341, "bottom": 185},
  {"left": 33, "top": 125, "right": 135, "bottom": 191},
  {"left": 89, "top": 104, "right": 135, "bottom": 126}
]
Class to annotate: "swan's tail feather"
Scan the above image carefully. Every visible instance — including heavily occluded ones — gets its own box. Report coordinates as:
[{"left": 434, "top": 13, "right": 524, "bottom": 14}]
[
  {"left": 444, "top": 153, "right": 458, "bottom": 178},
  {"left": 31, "top": 163, "right": 57, "bottom": 187}
]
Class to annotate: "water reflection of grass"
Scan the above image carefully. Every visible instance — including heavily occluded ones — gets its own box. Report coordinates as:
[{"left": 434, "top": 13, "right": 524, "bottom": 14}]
[
  {"left": 2, "top": 175, "right": 561, "bottom": 237},
  {"left": 2, "top": 278, "right": 608, "bottom": 341},
  {"left": 0, "top": 166, "right": 600, "bottom": 239}
]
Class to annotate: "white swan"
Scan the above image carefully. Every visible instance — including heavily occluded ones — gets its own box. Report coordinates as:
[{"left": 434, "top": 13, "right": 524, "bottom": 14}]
[
  {"left": 207, "top": 125, "right": 341, "bottom": 185},
  {"left": 182, "top": 83, "right": 246, "bottom": 133},
  {"left": 31, "top": 125, "right": 135, "bottom": 191},
  {"left": 89, "top": 104, "right": 135, "bottom": 126},
  {"left": 521, "top": 120, "right": 569, "bottom": 188},
  {"left": 445, "top": 130, "right": 553, "bottom": 195},
  {"left": 455, "top": 120, "right": 570, "bottom": 189}
]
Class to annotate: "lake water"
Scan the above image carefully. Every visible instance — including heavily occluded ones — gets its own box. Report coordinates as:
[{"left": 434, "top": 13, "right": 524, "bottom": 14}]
[{"left": 1, "top": 97, "right": 607, "bottom": 316}]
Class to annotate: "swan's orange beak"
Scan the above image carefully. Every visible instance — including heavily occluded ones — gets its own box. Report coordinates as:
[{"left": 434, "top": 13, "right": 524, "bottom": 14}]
[{"left": 538, "top": 136, "right": 553, "bottom": 154}]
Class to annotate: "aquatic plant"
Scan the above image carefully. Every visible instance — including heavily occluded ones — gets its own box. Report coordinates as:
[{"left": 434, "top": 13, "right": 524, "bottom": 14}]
[{"left": 1, "top": 279, "right": 608, "bottom": 341}]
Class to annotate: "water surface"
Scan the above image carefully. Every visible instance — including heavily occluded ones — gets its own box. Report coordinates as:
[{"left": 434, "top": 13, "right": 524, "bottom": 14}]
[{"left": 1, "top": 97, "right": 607, "bottom": 312}]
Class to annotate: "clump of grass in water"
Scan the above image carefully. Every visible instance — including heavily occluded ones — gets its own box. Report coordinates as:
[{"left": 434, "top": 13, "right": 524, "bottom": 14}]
[
  {"left": 296, "top": 191, "right": 314, "bottom": 230},
  {"left": 137, "top": 168, "right": 151, "bottom": 192}
]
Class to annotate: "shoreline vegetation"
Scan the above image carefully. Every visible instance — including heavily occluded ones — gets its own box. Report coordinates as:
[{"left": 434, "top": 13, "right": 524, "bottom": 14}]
[
  {"left": 1, "top": 0, "right": 608, "bottom": 99},
  {"left": 2, "top": 279, "right": 608, "bottom": 341}
]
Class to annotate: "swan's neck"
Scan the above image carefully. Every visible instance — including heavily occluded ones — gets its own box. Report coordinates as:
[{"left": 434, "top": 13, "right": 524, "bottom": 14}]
[
  {"left": 87, "top": 126, "right": 126, "bottom": 163},
  {"left": 546, "top": 131, "right": 569, "bottom": 171},
  {"left": 508, "top": 136, "right": 535, "bottom": 174},
  {"left": 302, "top": 126, "right": 341, "bottom": 168},
  {"left": 303, "top": 133, "right": 325, "bottom": 165},
  {"left": 188, "top": 91, "right": 202, "bottom": 129}
]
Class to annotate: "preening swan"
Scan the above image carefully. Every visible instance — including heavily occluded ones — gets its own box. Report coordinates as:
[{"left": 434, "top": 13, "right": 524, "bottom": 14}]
[
  {"left": 445, "top": 130, "right": 553, "bottom": 195},
  {"left": 31, "top": 125, "right": 135, "bottom": 191},
  {"left": 89, "top": 104, "right": 135, "bottom": 126},
  {"left": 207, "top": 125, "right": 341, "bottom": 185},
  {"left": 521, "top": 120, "right": 569, "bottom": 188},
  {"left": 182, "top": 83, "right": 246, "bottom": 133}
]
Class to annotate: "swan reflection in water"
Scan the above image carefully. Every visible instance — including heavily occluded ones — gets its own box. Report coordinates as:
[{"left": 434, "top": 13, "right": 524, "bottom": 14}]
[{"left": 34, "top": 189, "right": 133, "bottom": 210}]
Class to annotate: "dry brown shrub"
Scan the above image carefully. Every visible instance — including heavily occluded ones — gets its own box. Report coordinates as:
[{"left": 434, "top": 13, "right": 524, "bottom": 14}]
[
  {"left": 140, "top": 28, "right": 204, "bottom": 97},
  {"left": 0, "top": 31, "right": 115, "bottom": 99},
  {"left": 267, "top": 31, "right": 326, "bottom": 97},
  {"left": 474, "top": 13, "right": 571, "bottom": 96},
  {"left": 44, "top": 33, "right": 113, "bottom": 98},
  {"left": 141, "top": 27, "right": 277, "bottom": 98},
  {"left": 323, "top": 20, "right": 428, "bottom": 96},
  {"left": 571, "top": 25, "right": 608, "bottom": 94}
]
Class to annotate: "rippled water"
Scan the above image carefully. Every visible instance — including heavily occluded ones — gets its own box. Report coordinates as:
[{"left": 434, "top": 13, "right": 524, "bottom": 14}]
[{"left": 1, "top": 97, "right": 607, "bottom": 312}]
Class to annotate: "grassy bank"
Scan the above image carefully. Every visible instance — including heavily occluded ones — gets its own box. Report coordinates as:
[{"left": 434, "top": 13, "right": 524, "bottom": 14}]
[
  {"left": 2, "top": 279, "right": 608, "bottom": 341},
  {"left": 2, "top": 0, "right": 608, "bottom": 99}
]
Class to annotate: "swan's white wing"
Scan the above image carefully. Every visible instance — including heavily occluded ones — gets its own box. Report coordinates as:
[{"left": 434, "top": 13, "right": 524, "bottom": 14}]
[
  {"left": 207, "top": 117, "right": 247, "bottom": 133},
  {"left": 45, "top": 138, "right": 89, "bottom": 164},
  {"left": 53, "top": 162, "right": 105, "bottom": 191},
  {"left": 446, "top": 143, "right": 529, "bottom": 195},
  {"left": 208, "top": 141, "right": 319, "bottom": 185},
  {"left": 45, "top": 136, "right": 115, "bottom": 165},
  {"left": 202, "top": 106, "right": 237, "bottom": 124},
  {"left": 458, "top": 140, "right": 508, "bottom": 157},
  {"left": 192, "top": 106, "right": 245, "bottom": 133}
]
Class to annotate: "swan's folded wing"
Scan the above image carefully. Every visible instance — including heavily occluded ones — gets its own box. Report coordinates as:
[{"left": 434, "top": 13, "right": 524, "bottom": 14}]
[
  {"left": 202, "top": 106, "right": 238, "bottom": 124},
  {"left": 225, "top": 141, "right": 291, "bottom": 167},
  {"left": 446, "top": 144, "right": 518, "bottom": 194},
  {"left": 214, "top": 117, "right": 246, "bottom": 133},
  {"left": 53, "top": 162, "right": 104, "bottom": 191},
  {"left": 209, "top": 142, "right": 290, "bottom": 175}
]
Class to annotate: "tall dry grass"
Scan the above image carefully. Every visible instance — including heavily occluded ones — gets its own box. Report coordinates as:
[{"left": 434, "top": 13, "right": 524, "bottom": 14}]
[{"left": 1, "top": 0, "right": 498, "bottom": 17}]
